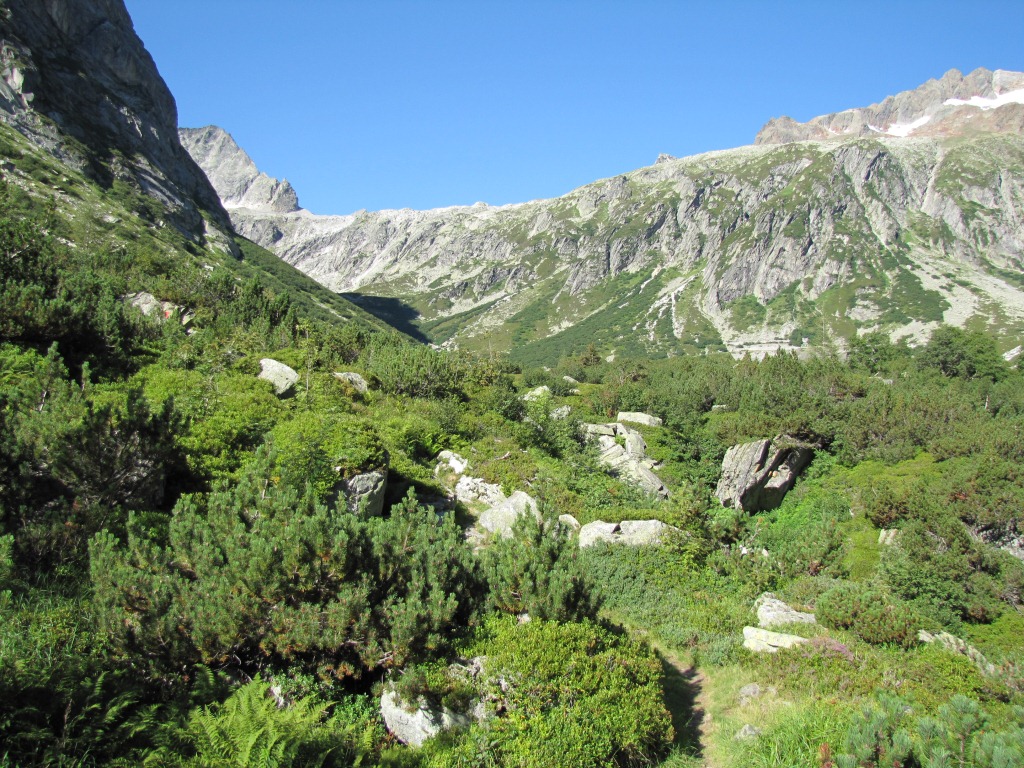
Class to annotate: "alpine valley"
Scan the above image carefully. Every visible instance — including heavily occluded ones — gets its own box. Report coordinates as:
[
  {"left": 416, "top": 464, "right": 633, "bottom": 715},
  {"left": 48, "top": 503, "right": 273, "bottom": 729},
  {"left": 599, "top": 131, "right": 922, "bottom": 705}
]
[
  {"left": 4, "top": 2, "right": 1024, "bottom": 768},
  {"left": 183, "top": 68, "right": 1024, "bottom": 364}
]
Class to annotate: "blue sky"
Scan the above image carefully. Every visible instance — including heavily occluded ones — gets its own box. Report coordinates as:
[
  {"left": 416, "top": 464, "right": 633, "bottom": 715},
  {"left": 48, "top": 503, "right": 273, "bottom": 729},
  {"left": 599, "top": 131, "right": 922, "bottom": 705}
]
[{"left": 126, "top": 1, "right": 1024, "bottom": 215}]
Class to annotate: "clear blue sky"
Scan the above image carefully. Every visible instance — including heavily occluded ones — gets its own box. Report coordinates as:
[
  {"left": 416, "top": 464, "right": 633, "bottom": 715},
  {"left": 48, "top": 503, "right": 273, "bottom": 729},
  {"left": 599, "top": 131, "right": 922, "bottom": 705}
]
[{"left": 125, "top": 0, "right": 1024, "bottom": 216}]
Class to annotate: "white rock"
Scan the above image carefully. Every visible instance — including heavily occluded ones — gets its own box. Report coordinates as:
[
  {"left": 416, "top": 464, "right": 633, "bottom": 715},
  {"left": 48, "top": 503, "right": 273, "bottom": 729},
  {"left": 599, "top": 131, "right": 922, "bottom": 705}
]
[
  {"left": 454, "top": 475, "right": 505, "bottom": 507},
  {"left": 742, "top": 626, "right": 809, "bottom": 653},
  {"left": 878, "top": 529, "right": 899, "bottom": 546},
  {"left": 558, "top": 513, "right": 581, "bottom": 531},
  {"left": 522, "top": 385, "right": 551, "bottom": 402},
  {"left": 616, "top": 411, "right": 663, "bottom": 427},
  {"left": 754, "top": 593, "right": 816, "bottom": 629},
  {"left": 478, "top": 491, "right": 540, "bottom": 538},
  {"left": 258, "top": 358, "right": 299, "bottom": 396},
  {"left": 436, "top": 450, "right": 470, "bottom": 476},
  {"left": 380, "top": 688, "right": 471, "bottom": 747},
  {"left": 551, "top": 405, "right": 572, "bottom": 420},
  {"left": 578, "top": 521, "right": 621, "bottom": 548}
]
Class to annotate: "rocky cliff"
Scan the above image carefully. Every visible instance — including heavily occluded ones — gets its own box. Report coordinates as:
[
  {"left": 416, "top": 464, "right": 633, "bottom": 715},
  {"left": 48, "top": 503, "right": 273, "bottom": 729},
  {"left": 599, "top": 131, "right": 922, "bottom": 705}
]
[
  {"left": 0, "top": 0, "right": 231, "bottom": 244},
  {"left": 185, "top": 69, "right": 1024, "bottom": 362}
]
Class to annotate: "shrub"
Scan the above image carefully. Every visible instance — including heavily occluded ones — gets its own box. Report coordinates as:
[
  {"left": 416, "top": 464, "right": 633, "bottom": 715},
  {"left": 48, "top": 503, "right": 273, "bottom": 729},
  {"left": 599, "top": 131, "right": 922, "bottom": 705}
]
[{"left": 816, "top": 582, "right": 919, "bottom": 647}]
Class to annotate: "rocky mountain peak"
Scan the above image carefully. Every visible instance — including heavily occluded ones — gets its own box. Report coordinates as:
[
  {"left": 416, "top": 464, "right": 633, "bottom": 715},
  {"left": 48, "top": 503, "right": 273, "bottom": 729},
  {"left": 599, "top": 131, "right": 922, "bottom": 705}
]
[
  {"left": 179, "top": 126, "right": 300, "bottom": 214},
  {"left": 0, "top": 0, "right": 230, "bottom": 238},
  {"left": 756, "top": 66, "right": 1024, "bottom": 144}
]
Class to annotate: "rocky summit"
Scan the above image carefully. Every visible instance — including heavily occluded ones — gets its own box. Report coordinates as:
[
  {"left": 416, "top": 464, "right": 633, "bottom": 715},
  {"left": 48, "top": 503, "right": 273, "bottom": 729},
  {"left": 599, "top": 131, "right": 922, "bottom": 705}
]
[{"left": 184, "top": 68, "right": 1024, "bottom": 363}]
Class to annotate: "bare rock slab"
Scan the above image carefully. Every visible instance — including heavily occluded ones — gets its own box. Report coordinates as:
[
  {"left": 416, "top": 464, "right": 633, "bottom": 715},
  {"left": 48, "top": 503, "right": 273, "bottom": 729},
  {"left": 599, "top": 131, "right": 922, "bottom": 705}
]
[
  {"left": 579, "top": 519, "right": 677, "bottom": 548},
  {"left": 742, "top": 626, "right": 809, "bottom": 653},
  {"left": 617, "top": 411, "right": 663, "bottom": 427},
  {"left": 258, "top": 358, "right": 299, "bottom": 396},
  {"left": 715, "top": 437, "right": 813, "bottom": 512},
  {"left": 380, "top": 688, "right": 471, "bottom": 747},
  {"left": 478, "top": 491, "right": 540, "bottom": 538},
  {"left": 755, "top": 593, "right": 816, "bottom": 629}
]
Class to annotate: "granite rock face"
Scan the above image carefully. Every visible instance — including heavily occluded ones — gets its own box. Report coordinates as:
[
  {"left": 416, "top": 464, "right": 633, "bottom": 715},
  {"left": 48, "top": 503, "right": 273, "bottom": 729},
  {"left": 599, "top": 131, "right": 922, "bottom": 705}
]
[
  {"left": 715, "top": 438, "right": 813, "bottom": 512},
  {"left": 184, "top": 68, "right": 1024, "bottom": 361},
  {"left": 0, "top": 0, "right": 231, "bottom": 243}
]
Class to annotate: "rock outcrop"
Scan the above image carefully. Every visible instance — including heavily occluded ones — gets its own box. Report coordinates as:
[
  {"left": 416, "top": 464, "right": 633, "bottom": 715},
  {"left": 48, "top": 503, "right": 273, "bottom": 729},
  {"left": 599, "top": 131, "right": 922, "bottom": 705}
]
[
  {"left": 918, "top": 630, "right": 996, "bottom": 676},
  {"left": 0, "top": 0, "right": 232, "bottom": 243},
  {"left": 379, "top": 688, "right": 472, "bottom": 747},
  {"left": 755, "top": 593, "right": 817, "bottom": 629},
  {"left": 342, "top": 469, "right": 388, "bottom": 517},
  {"left": 578, "top": 519, "right": 678, "bottom": 548},
  {"left": 584, "top": 421, "right": 669, "bottom": 498},
  {"left": 333, "top": 371, "right": 369, "bottom": 394},
  {"left": 742, "top": 626, "right": 809, "bottom": 653},
  {"left": 257, "top": 358, "right": 299, "bottom": 396},
  {"left": 715, "top": 437, "right": 813, "bottom": 512},
  {"left": 478, "top": 491, "right": 540, "bottom": 539}
]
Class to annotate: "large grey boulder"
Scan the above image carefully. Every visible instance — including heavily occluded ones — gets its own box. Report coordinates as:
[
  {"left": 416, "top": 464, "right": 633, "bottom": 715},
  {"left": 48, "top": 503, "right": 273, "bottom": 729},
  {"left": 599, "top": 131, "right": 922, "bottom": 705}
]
[
  {"left": 343, "top": 469, "right": 387, "bottom": 517},
  {"left": 596, "top": 435, "right": 669, "bottom": 498},
  {"left": 755, "top": 593, "right": 816, "bottom": 629},
  {"left": 380, "top": 688, "right": 471, "bottom": 747},
  {"left": 617, "top": 412, "right": 663, "bottom": 427},
  {"left": 454, "top": 475, "right": 506, "bottom": 507},
  {"left": 478, "top": 491, "right": 540, "bottom": 538},
  {"left": 715, "top": 437, "right": 813, "bottom": 512},
  {"left": 579, "top": 519, "right": 678, "bottom": 548},
  {"left": 258, "top": 358, "right": 299, "bottom": 396},
  {"left": 522, "top": 385, "right": 550, "bottom": 402},
  {"left": 742, "top": 626, "right": 809, "bottom": 653}
]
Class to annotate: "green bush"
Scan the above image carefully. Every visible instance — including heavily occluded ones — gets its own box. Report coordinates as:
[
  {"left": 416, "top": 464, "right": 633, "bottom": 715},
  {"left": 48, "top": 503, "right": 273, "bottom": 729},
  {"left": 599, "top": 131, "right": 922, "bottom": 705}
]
[{"left": 816, "top": 582, "right": 919, "bottom": 647}]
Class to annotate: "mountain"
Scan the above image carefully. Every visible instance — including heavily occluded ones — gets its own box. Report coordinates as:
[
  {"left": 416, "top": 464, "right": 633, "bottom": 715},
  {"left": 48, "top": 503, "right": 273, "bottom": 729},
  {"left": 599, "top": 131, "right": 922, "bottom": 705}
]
[
  {"left": 184, "top": 68, "right": 1024, "bottom": 364},
  {"left": 0, "top": 0, "right": 391, "bottom": 333}
]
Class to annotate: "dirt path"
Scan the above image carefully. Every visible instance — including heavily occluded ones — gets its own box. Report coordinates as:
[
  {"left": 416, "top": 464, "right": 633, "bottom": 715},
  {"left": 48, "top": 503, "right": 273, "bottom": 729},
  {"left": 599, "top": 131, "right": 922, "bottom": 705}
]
[{"left": 657, "top": 647, "right": 719, "bottom": 768}]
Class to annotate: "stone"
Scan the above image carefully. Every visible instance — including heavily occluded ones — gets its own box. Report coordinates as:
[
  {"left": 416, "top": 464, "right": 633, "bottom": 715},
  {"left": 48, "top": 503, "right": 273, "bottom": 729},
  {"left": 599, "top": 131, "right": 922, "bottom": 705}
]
[
  {"left": 578, "top": 519, "right": 678, "bottom": 548},
  {"left": 755, "top": 593, "right": 816, "bottom": 629},
  {"left": 616, "top": 411, "right": 663, "bottom": 428},
  {"left": 478, "top": 491, "right": 540, "bottom": 538},
  {"left": 562, "top": 375, "right": 580, "bottom": 385},
  {"left": 595, "top": 435, "right": 669, "bottom": 498},
  {"left": 715, "top": 437, "right": 814, "bottom": 512},
  {"left": 343, "top": 469, "right": 387, "bottom": 517},
  {"left": 454, "top": 475, "right": 505, "bottom": 507},
  {"left": 550, "top": 405, "right": 572, "bottom": 420},
  {"left": 734, "top": 724, "right": 762, "bottom": 741},
  {"left": 380, "top": 688, "right": 471, "bottom": 747},
  {"left": 583, "top": 423, "right": 617, "bottom": 437},
  {"left": 578, "top": 521, "right": 621, "bottom": 548},
  {"left": 742, "top": 626, "right": 809, "bottom": 653},
  {"left": 878, "top": 529, "right": 900, "bottom": 546},
  {"left": 617, "top": 519, "right": 676, "bottom": 546},
  {"left": 618, "top": 424, "right": 648, "bottom": 458},
  {"left": 435, "top": 450, "right": 470, "bottom": 477},
  {"left": 127, "top": 291, "right": 161, "bottom": 316},
  {"left": 333, "top": 371, "right": 369, "bottom": 393},
  {"left": 258, "top": 358, "right": 299, "bottom": 396},
  {"left": 522, "top": 385, "right": 550, "bottom": 402},
  {"left": 558, "top": 514, "right": 581, "bottom": 531}
]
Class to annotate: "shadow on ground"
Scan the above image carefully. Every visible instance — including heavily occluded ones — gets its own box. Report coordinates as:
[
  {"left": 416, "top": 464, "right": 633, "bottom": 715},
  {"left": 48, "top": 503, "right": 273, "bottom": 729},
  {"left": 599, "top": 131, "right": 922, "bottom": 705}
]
[
  {"left": 340, "top": 293, "right": 431, "bottom": 343},
  {"left": 659, "top": 652, "right": 706, "bottom": 760}
]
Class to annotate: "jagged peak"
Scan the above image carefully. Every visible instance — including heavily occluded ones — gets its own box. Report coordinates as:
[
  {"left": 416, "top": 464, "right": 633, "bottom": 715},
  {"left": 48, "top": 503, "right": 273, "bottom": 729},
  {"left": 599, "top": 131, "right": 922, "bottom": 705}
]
[
  {"left": 179, "top": 124, "right": 300, "bottom": 214},
  {"left": 756, "top": 66, "right": 1024, "bottom": 145}
]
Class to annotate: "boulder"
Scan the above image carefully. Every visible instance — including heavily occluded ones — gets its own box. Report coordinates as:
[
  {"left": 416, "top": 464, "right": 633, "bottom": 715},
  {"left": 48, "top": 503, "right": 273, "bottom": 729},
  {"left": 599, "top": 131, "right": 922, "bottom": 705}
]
[
  {"left": 596, "top": 435, "right": 669, "bottom": 498},
  {"left": 126, "top": 292, "right": 194, "bottom": 327},
  {"left": 478, "top": 491, "right": 540, "bottom": 538},
  {"left": 344, "top": 469, "right": 388, "bottom": 516},
  {"left": 562, "top": 375, "right": 580, "bottom": 385},
  {"left": 522, "top": 385, "right": 550, "bottom": 402},
  {"left": 551, "top": 405, "right": 573, "bottom": 420},
  {"left": 618, "top": 424, "right": 648, "bottom": 458},
  {"left": 714, "top": 437, "right": 813, "bottom": 512},
  {"left": 333, "top": 371, "right": 369, "bottom": 394},
  {"left": 558, "top": 513, "right": 581, "bottom": 532},
  {"left": 583, "top": 423, "right": 617, "bottom": 437},
  {"left": 258, "top": 358, "right": 299, "bottom": 396},
  {"left": 435, "top": 450, "right": 470, "bottom": 477},
  {"left": 754, "top": 593, "right": 816, "bottom": 629},
  {"left": 742, "top": 626, "right": 809, "bottom": 653},
  {"left": 380, "top": 688, "right": 471, "bottom": 747},
  {"left": 616, "top": 411, "right": 663, "bottom": 427},
  {"left": 454, "top": 475, "right": 506, "bottom": 507},
  {"left": 579, "top": 519, "right": 678, "bottom": 548},
  {"left": 734, "top": 724, "right": 762, "bottom": 741},
  {"left": 878, "top": 529, "right": 900, "bottom": 547}
]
